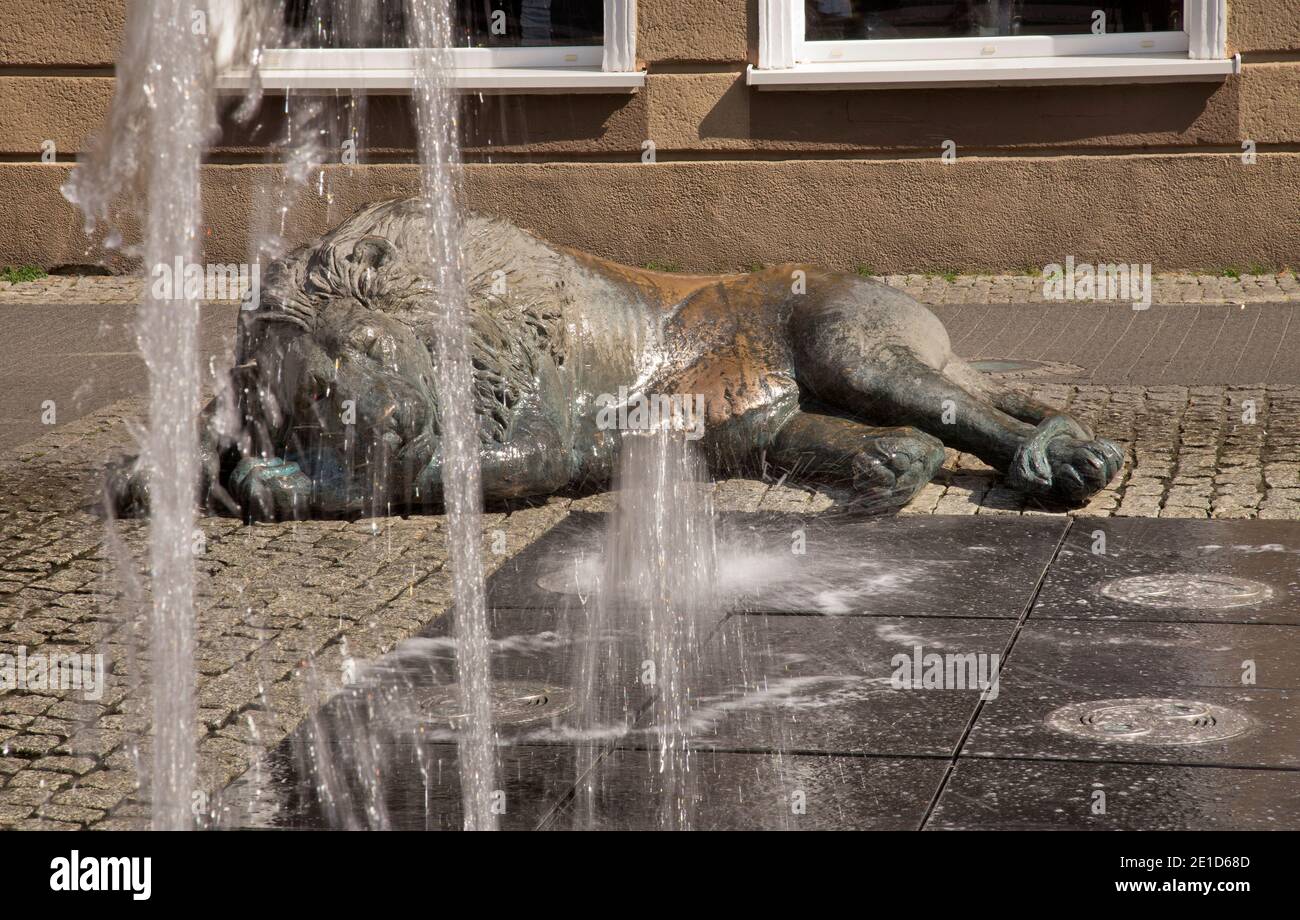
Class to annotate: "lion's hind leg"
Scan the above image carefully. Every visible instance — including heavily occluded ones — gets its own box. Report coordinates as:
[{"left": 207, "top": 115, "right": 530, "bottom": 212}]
[
  {"left": 767, "top": 409, "right": 945, "bottom": 512},
  {"left": 941, "top": 357, "right": 1073, "bottom": 428},
  {"left": 808, "top": 345, "right": 1122, "bottom": 504},
  {"left": 938, "top": 356, "right": 1125, "bottom": 501}
]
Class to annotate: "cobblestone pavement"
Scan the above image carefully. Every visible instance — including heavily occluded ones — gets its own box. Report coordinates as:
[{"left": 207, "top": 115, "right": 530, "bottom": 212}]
[
  {"left": 1, "top": 271, "right": 1297, "bottom": 306},
  {"left": 2, "top": 381, "right": 1299, "bottom": 828}
]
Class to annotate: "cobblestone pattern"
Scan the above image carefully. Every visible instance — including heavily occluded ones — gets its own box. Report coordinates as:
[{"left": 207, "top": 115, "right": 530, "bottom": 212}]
[
  {"left": 2, "top": 382, "right": 1299, "bottom": 829},
  {"left": 1, "top": 272, "right": 1296, "bottom": 306},
  {"left": 748, "top": 384, "right": 1300, "bottom": 520}
]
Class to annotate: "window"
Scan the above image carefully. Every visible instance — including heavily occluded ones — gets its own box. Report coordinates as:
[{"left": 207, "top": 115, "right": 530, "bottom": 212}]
[
  {"left": 284, "top": 1, "right": 603, "bottom": 53},
  {"left": 219, "top": 1, "right": 642, "bottom": 94},
  {"left": 754, "top": 0, "right": 1234, "bottom": 87}
]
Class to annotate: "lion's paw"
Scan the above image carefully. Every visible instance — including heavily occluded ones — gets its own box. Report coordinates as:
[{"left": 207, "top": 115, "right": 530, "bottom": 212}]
[
  {"left": 103, "top": 455, "right": 149, "bottom": 517},
  {"left": 851, "top": 430, "right": 945, "bottom": 509},
  {"left": 1045, "top": 436, "right": 1124, "bottom": 503},
  {"left": 230, "top": 457, "right": 312, "bottom": 521},
  {"left": 1008, "top": 415, "right": 1123, "bottom": 504}
]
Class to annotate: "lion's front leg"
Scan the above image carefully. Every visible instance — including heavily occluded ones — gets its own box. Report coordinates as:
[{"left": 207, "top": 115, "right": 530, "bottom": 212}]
[
  {"left": 229, "top": 456, "right": 314, "bottom": 520},
  {"left": 414, "top": 412, "right": 573, "bottom": 505},
  {"left": 103, "top": 396, "right": 232, "bottom": 518},
  {"left": 767, "top": 408, "right": 945, "bottom": 512},
  {"left": 230, "top": 428, "right": 434, "bottom": 521}
]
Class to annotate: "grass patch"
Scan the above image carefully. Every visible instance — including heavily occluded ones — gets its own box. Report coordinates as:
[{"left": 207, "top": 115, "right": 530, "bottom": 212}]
[
  {"left": 854, "top": 265, "right": 876, "bottom": 278},
  {"left": 644, "top": 260, "right": 683, "bottom": 273},
  {"left": 1, "top": 265, "right": 46, "bottom": 284},
  {"left": 1220, "top": 268, "right": 1242, "bottom": 280}
]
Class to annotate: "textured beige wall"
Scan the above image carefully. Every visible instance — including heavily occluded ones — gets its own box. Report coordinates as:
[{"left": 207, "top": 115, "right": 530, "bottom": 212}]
[
  {"left": 1230, "top": 0, "right": 1300, "bottom": 53},
  {"left": 644, "top": 71, "right": 1267, "bottom": 152},
  {"left": 0, "top": 0, "right": 125, "bottom": 67},
  {"left": 0, "top": 0, "right": 1292, "bottom": 64},
  {"left": 0, "top": 0, "right": 1296, "bottom": 274},
  {"left": 1240, "top": 63, "right": 1300, "bottom": 143},
  {"left": 8, "top": 65, "right": 1300, "bottom": 158},
  {"left": 640, "top": 0, "right": 751, "bottom": 64},
  {"left": 0, "top": 77, "right": 113, "bottom": 155},
  {"left": 4, "top": 156, "right": 1296, "bottom": 273}
]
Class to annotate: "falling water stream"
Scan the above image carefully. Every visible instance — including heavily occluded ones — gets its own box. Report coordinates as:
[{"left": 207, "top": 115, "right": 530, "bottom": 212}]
[
  {"left": 406, "top": 0, "right": 498, "bottom": 832},
  {"left": 66, "top": 0, "right": 498, "bottom": 830},
  {"left": 61, "top": 0, "right": 734, "bottom": 832},
  {"left": 63, "top": 2, "right": 231, "bottom": 830}
]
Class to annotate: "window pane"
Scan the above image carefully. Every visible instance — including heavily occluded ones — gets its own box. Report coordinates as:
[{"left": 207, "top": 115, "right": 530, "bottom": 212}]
[
  {"left": 804, "top": 1, "right": 1183, "bottom": 41},
  {"left": 285, "top": 0, "right": 603, "bottom": 49}
]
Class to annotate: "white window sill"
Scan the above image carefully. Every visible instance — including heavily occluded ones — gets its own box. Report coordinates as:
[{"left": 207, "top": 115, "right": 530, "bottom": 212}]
[
  {"left": 216, "top": 66, "right": 645, "bottom": 95},
  {"left": 747, "top": 53, "right": 1238, "bottom": 90}
]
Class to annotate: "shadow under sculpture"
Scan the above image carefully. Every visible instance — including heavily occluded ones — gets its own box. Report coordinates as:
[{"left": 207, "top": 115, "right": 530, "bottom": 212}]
[{"left": 109, "top": 198, "right": 1122, "bottom": 520}]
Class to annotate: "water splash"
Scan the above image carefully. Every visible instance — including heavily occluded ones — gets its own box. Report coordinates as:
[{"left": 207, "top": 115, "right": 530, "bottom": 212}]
[{"left": 578, "top": 429, "right": 719, "bottom": 830}]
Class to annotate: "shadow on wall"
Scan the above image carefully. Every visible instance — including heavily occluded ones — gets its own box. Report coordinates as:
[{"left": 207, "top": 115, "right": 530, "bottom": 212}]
[
  {"left": 215, "top": 93, "right": 646, "bottom": 159},
  {"left": 705, "top": 77, "right": 1231, "bottom": 149}
]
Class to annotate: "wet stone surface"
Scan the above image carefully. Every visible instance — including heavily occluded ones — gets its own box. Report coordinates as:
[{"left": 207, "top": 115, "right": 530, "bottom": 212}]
[
  {"left": 967, "top": 688, "right": 1299, "bottom": 771},
  {"left": 228, "top": 741, "right": 946, "bottom": 831},
  {"left": 3, "top": 384, "right": 1300, "bottom": 828},
  {"left": 491, "top": 511, "right": 1066, "bottom": 618},
  {"left": 541, "top": 750, "right": 946, "bottom": 831},
  {"left": 965, "top": 615, "right": 1300, "bottom": 771},
  {"left": 1044, "top": 699, "right": 1255, "bottom": 747},
  {"left": 226, "top": 512, "right": 1300, "bottom": 828},
  {"left": 227, "top": 741, "right": 578, "bottom": 832},
  {"left": 677, "top": 614, "right": 1011, "bottom": 758},
  {"left": 929, "top": 759, "right": 1300, "bottom": 831},
  {"left": 1034, "top": 517, "right": 1300, "bottom": 624},
  {"left": 1003, "top": 620, "right": 1300, "bottom": 692}
]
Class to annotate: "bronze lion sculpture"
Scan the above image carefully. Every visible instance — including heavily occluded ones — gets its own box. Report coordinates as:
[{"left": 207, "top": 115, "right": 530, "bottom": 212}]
[{"left": 109, "top": 197, "right": 1122, "bottom": 519}]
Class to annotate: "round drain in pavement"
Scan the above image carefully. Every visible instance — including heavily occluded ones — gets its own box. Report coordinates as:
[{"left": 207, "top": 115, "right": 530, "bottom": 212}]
[
  {"left": 1046, "top": 698, "right": 1252, "bottom": 745},
  {"left": 418, "top": 680, "right": 574, "bottom": 727},
  {"left": 1100, "top": 573, "right": 1273, "bottom": 609}
]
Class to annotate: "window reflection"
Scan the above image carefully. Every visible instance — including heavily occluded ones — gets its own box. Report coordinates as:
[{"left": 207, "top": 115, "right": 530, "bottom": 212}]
[
  {"left": 284, "top": 0, "right": 604, "bottom": 48},
  {"left": 804, "top": 1, "right": 1183, "bottom": 41}
]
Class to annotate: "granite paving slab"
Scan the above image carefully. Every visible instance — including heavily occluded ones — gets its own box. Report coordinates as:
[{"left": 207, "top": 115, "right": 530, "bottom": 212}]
[{"left": 928, "top": 758, "right": 1300, "bottom": 830}]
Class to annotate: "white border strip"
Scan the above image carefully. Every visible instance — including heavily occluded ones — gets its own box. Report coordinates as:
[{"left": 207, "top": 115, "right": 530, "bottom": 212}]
[
  {"left": 758, "top": 0, "right": 799, "bottom": 69},
  {"left": 747, "top": 54, "right": 1235, "bottom": 90},
  {"left": 603, "top": 0, "right": 638, "bottom": 72},
  {"left": 217, "top": 65, "right": 645, "bottom": 94},
  {"left": 1187, "top": 0, "right": 1228, "bottom": 59}
]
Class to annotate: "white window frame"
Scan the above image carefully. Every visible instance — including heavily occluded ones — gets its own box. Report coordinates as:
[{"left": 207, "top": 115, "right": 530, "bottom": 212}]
[
  {"left": 217, "top": 1, "right": 642, "bottom": 94},
  {"left": 754, "top": 0, "right": 1236, "bottom": 88}
]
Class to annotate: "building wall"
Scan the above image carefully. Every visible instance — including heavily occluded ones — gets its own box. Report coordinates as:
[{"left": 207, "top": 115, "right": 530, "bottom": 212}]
[{"left": 0, "top": 0, "right": 1296, "bottom": 273}]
